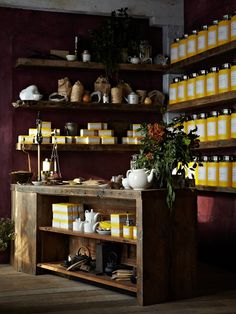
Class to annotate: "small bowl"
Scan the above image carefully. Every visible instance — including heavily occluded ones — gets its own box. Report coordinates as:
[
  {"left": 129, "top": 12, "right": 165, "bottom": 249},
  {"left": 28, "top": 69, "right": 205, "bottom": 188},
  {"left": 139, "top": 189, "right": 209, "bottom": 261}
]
[
  {"left": 66, "top": 54, "right": 77, "bottom": 61},
  {"left": 10, "top": 171, "right": 33, "bottom": 184},
  {"left": 32, "top": 181, "right": 43, "bottom": 186}
]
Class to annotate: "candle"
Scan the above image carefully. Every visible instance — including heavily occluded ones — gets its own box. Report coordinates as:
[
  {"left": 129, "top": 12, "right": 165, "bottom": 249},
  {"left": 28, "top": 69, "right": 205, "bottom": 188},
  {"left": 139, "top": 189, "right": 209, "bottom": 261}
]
[{"left": 75, "top": 36, "right": 78, "bottom": 50}]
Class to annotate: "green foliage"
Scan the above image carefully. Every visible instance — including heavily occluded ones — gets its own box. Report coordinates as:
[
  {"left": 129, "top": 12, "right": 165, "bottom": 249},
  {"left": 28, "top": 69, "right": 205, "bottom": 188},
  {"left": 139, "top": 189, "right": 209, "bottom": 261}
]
[
  {"left": 0, "top": 218, "right": 15, "bottom": 251},
  {"left": 134, "top": 116, "right": 200, "bottom": 210}
]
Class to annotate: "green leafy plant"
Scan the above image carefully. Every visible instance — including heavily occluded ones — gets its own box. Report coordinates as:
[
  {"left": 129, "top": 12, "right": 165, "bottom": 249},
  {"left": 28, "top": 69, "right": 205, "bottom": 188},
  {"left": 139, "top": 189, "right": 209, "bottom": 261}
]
[
  {"left": 134, "top": 116, "right": 200, "bottom": 210},
  {"left": 0, "top": 218, "right": 15, "bottom": 251}
]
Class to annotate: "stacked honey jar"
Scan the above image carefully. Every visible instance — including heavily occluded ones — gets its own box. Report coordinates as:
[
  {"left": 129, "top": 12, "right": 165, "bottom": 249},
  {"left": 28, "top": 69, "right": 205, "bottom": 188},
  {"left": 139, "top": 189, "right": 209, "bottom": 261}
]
[
  {"left": 170, "top": 12, "right": 236, "bottom": 64},
  {"left": 169, "top": 62, "right": 236, "bottom": 105}
]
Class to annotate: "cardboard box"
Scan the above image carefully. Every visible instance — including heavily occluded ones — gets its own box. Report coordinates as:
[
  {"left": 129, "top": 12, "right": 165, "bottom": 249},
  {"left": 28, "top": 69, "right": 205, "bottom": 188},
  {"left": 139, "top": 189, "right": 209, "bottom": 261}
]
[
  {"left": 110, "top": 213, "right": 135, "bottom": 237},
  {"left": 80, "top": 129, "right": 97, "bottom": 136},
  {"left": 87, "top": 122, "right": 108, "bottom": 130},
  {"left": 101, "top": 136, "right": 117, "bottom": 144}
]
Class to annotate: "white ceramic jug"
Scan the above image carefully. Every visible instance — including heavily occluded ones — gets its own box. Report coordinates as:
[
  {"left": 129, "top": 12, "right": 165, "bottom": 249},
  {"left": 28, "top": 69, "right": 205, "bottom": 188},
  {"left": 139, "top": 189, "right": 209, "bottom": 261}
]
[
  {"left": 125, "top": 91, "right": 139, "bottom": 104},
  {"left": 84, "top": 221, "right": 99, "bottom": 233},
  {"left": 84, "top": 209, "right": 100, "bottom": 223},
  {"left": 126, "top": 168, "right": 155, "bottom": 190}
]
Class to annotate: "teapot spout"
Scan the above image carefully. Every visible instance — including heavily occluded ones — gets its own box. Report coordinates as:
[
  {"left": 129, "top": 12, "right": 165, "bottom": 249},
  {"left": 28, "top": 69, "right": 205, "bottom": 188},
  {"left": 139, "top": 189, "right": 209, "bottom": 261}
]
[
  {"left": 147, "top": 169, "right": 155, "bottom": 184},
  {"left": 94, "top": 212, "right": 100, "bottom": 222}
]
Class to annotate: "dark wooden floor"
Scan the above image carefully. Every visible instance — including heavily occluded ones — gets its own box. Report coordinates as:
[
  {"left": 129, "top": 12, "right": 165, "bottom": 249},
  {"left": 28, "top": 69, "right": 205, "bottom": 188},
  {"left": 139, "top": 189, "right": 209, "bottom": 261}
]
[{"left": 1, "top": 264, "right": 236, "bottom": 314}]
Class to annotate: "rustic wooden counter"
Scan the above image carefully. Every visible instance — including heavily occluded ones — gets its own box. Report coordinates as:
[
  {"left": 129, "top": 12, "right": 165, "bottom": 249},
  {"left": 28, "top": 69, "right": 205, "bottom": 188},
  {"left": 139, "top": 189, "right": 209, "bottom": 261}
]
[{"left": 11, "top": 184, "right": 197, "bottom": 305}]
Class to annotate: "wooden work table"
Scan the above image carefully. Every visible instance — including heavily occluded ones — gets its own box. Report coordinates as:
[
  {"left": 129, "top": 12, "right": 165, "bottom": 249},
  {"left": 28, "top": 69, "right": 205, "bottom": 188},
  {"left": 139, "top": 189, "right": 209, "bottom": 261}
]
[{"left": 11, "top": 184, "right": 197, "bottom": 305}]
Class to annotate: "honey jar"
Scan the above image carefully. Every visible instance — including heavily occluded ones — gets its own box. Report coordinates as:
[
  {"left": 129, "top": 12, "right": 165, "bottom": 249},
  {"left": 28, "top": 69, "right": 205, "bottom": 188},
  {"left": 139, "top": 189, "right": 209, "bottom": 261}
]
[
  {"left": 218, "top": 63, "right": 231, "bottom": 93},
  {"left": 170, "top": 38, "right": 180, "bottom": 64},
  {"left": 218, "top": 155, "right": 232, "bottom": 187},
  {"left": 207, "top": 110, "right": 218, "bottom": 141},
  {"left": 196, "top": 69, "right": 207, "bottom": 98},
  {"left": 231, "top": 12, "right": 236, "bottom": 41},
  {"left": 207, "top": 20, "right": 218, "bottom": 49},
  {"left": 178, "top": 34, "right": 188, "bottom": 60},
  {"left": 123, "top": 214, "right": 134, "bottom": 239},
  {"left": 187, "top": 30, "right": 198, "bottom": 57},
  {"left": 169, "top": 77, "right": 180, "bottom": 104},
  {"left": 207, "top": 156, "right": 219, "bottom": 186},
  {"left": 197, "top": 155, "right": 208, "bottom": 186},
  {"left": 231, "top": 109, "right": 236, "bottom": 138},
  {"left": 196, "top": 112, "right": 207, "bottom": 142},
  {"left": 177, "top": 75, "right": 188, "bottom": 102},
  {"left": 232, "top": 156, "right": 236, "bottom": 187},
  {"left": 230, "top": 64, "right": 236, "bottom": 90},
  {"left": 187, "top": 72, "right": 197, "bottom": 100},
  {"left": 218, "top": 14, "right": 230, "bottom": 46},
  {"left": 218, "top": 108, "right": 231, "bottom": 140},
  {"left": 206, "top": 66, "right": 219, "bottom": 96},
  {"left": 187, "top": 114, "right": 198, "bottom": 134},
  {"left": 197, "top": 25, "right": 208, "bottom": 53}
]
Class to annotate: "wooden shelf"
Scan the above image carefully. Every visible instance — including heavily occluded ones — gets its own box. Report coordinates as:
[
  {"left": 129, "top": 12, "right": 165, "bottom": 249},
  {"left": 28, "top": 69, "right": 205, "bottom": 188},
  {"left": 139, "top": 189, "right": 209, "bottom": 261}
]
[
  {"left": 15, "top": 57, "right": 167, "bottom": 72},
  {"left": 39, "top": 226, "right": 137, "bottom": 245},
  {"left": 196, "top": 139, "right": 236, "bottom": 150},
  {"left": 167, "top": 90, "right": 236, "bottom": 113},
  {"left": 37, "top": 261, "right": 137, "bottom": 293},
  {"left": 169, "top": 40, "right": 236, "bottom": 73},
  {"left": 196, "top": 185, "right": 236, "bottom": 193},
  {"left": 16, "top": 143, "right": 139, "bottom": 152},
  {"left": 12, "top": 100, "right": 161, "bottom": 112}
]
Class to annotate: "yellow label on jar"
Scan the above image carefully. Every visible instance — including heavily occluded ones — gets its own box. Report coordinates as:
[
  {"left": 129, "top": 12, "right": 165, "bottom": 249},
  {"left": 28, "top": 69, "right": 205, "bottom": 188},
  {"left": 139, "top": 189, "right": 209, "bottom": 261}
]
[
  {"left": 232, "top": 162, "right": 236, "bottom": 187},
  {"left": 206, "top": 72, "right": 218, "bottom": 96},
  {"left": 170, "top": 41, "right": 179, "bottom": 63},
  {"left": 231, "top": 15, "right": 236, "bottom": 41},
  {"left": 218, "top": 115, "right": 231, "bottom": 140},
  {"left": 231, "top": 65, "right": 236, "bottom": 91},
  {"left": 187, "top": 78, "right": 196, "bottom": 100},
  {"left": 218, "top": 161, "right": 232, "bottom": 187},
  {"left": 231, "top": 113, "right": 236, "bottom": 138},
  {"left": 218, "top": 68, "right": 230, "bottom": 93},
  {"left": 197, "top": 29, "right": 207, "bottom": 53},
  {"left": 169, "top": 82, "right": 178, "bottom": 104},
  {"left": 196, "top": 118, "right": 207, "bottom": 141},
  {"left": 207, "top": 162, "right": 219, "bottom": 186},
  {"left": 207, "top": 117, "right": 218, "bottom": 141},
  {"left": 187, "top": 34, "right": 197, "bottom": 57},
  {"left": 196, "top": 76, "right": 206, "bottom": 98},
  {"left": 123, "top": 225, "right": 133, "bottom": 239},
  {"left": 177, "top": 80, "right": 187, "bottom": 102},
  {"left": 208, "top": 24, "right": 218, "bottom": 49},
  {"left": 218, "top": 19, "right": 230, "bottom": 45},
  {"left": 197, "top": 162, "right": 207, "bottom": 185},
  {"left": 178, "top": 38, "right": 187, "bottom": 60}
]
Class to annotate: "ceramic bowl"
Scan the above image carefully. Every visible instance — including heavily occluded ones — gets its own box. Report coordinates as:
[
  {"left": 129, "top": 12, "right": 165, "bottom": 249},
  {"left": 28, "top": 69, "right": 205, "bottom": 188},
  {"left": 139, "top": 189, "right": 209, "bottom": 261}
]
[
  {"left": 32, "top": 181, "right": 43, "bottom": 186},
  {"left": 10, "top": 171, "right": 33, "bottom": 184},
  {"left": 66, "top": 54, "right": 77, "bottom": 61}
]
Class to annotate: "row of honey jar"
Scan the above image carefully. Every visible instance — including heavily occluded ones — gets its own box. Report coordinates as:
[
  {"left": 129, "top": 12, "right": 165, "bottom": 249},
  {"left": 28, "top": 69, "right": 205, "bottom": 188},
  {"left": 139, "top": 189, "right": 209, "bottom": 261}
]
[
  {"left": 169, "top": 63, "right": 236, "bottom": 104},
  {"left": 170, "top": 13, "right": 236, "bottom": 63},
  {"left": 194, "top": 155, "right": 236, "bottom": 188},
  {"left": 184, "top": 109, "right": 236, "bottom": 142}
]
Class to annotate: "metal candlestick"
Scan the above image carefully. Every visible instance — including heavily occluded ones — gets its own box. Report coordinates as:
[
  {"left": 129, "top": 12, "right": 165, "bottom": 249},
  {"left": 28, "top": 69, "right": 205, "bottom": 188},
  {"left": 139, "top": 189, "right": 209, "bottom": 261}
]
[{"left": 36, "top": 112, "right": 43, "bottom": 181}]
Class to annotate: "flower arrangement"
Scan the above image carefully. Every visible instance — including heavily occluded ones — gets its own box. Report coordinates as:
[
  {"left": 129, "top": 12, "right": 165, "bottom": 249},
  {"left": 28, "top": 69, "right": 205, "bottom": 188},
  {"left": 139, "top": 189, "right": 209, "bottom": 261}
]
[
  {"left": 134, "top": 116, "right": 200, "bottom": 210},
  {"left": 0, "top": 218, "right": 15, "bottom": 251}
]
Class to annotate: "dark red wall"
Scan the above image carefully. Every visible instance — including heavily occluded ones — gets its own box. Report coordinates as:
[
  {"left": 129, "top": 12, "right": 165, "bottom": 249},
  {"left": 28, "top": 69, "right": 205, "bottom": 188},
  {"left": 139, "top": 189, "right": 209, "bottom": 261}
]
[{"left": 0, "top": 7, "right": 162, "bottom": 262}]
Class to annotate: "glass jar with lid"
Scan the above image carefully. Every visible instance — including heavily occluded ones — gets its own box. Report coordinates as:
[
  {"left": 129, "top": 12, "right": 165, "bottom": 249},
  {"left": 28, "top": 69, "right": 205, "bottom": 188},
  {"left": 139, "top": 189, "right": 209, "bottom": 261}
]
[
  {"left": 82, "top": 50, "right": 91, "bottom": 62},
  {"left": 218, "top": 108, "right": 231, "bottom": 140},
  {"left": 206, "top": 66, "right": 219, "bottom": 96},
  {"left": 208, "top": 20, "right": 218, "bottom": 49},
  {"left": 232, "top": 156, "right": 236, "bottom": 187},
  {"left": 231, "top": 108, "right": 236, "bottom": 138},
  {"left": 169, "top": 77, "right": 180, "bottom": 104},
  {"left": 177, "top": 75, "right": 188, "bottom": 102},
  {"left": 231, "top": 12, "right": 236, "bottom": 41},
  {"left": 230, "top": 63, "right": 236, "bottom": 91},
  {"left": 197, "top": 25, "right": 208, "bottom": 53},
  {"left": 170, "top": 38, "right": 180, "bottom": 64},
  {"left": 187, "top": 30, "right": 198, "bottom": 57},
  {"left": 187, "top": 72, "right": 197, "bottom": 100},
  {"left": 196, "top": 69, "right": 207, "bottom": 98},
  {"left": 218, "top": 14, "right": 231, "bottom": 45},
  {"left": 207, "top": 155, "right": 219, "bottom": 186},
  {"left": 197, "top": 155, "right": 208, "bottom": 186},
  {"left": 178, "top": 34, "right": 188, "bottom": 60},
  {"left": 218, "top": 155, "right": 232, "bottom": 187},
  {"left": 196, "top": 112, "right": 207, "bottom": 142},
  {"left": 207, "top": 110, "right": 218, "bottom": 141},
  {"left": 218, "top": 63, "right": 231, "bottom": 93}
]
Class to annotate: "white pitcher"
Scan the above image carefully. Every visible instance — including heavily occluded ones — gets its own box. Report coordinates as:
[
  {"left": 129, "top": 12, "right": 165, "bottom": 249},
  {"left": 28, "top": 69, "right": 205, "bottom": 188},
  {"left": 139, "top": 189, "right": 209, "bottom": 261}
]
[
  {"left": 84, "top": 221, "right": 99, "bottom": 233},
  {"left": 126, "top": 168, "right": 155, "bottom": 190},
  {"left": 85, "top": 209, "right": 100, "bottom": 223}
]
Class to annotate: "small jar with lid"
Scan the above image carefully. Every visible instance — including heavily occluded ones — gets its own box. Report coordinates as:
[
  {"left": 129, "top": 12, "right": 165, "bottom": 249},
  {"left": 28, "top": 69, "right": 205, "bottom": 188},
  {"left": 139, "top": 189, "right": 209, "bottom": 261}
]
[
  {"left": 207, "top": 20, "right": 218, "bottom": 49},
  {"left": 170, "top": 38, "right": 180, "bottom": 64},
  {"left": 207, "top": 110, "right": 218, "bottom": 141},
  {"left": 232, "top": 156, "right": 236, "bottom": 187},
  {"left": 187, "top": 113, "right": 198, "bottom": 134},
  {"left": 187, "top": 72, "right": 197, "bottom": 100},
  {"left": 187, "top": 30, "right": 198, "bottom": 57},
  {"left": 231, "top": 109, "right": 236, "bottom": 138},
  {"left": 178, "top": 34, "right": 188, "bottom": 61},
  {"left": 169, "top": 77, "right": 180, "bottom": 104},
  {"left": 196, "top": 113, "right": 207, "bottom": 142},
  {"left": 177, "top": 75, "right": 188, "bottom": 102},
  {"left": 218, "top": 155, "right": 232, "bottom": 187},
  {"left": 123, "top": 214, "right": 133, "bottom": 239},
  {"left": 218, "top": 63, "right": 231, "bottom": 93},
  {"left": 196, "top": 69, "right": 207, "bottom": 98},
  {"left": 218, "top": 14, "right": 231, "bottom": 46},
  {"left": 218, "top": 108, "right": 231, "bottom": 140},
  {"left": 230, "top": 63, "right": 236, "bottom": 91},
  {"left": 231, "top": 12, "right": 236, "bottom": 41},
  {"left": 207, "top": 155, "right": 219, "bottom": 186},
  {"left": 197, "top": 155, "right": 208, "bottom": 186},
  {"left": 206, "top": 66, "right": 219, "bottom": 96},
  {"left": 82, "top": 50, "right": 91, "bottom": 62},
  {"left": 197, "top": 25, "right": 208, "bottom": 53}
]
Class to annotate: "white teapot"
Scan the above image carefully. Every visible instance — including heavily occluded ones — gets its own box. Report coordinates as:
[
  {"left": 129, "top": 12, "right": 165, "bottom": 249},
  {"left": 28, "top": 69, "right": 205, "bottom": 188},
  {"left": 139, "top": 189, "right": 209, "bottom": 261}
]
[
  {"left": 85, "top": 209, "right": 100, "bottom": 223},
  {"left": 126, "top": 168, "right": 155, "bottom": 190},
  {"left": 125, "top": 91, "right": 139, "bottom": 104}
]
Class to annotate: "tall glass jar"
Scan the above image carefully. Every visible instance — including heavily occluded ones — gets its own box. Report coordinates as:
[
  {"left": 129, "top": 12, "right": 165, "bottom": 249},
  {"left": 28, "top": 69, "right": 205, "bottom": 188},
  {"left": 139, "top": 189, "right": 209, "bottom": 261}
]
[
  {"left": 187, "top": 30, "right": 198, "bottom": 57},
  {"left": 178, "top": 34, "right": 188, "bottom": 61},
  {"left": 206, "top": 66, "right": 219, "bottom": 96},
  {"left": 187, "top": 72, "right": 197, "bottom": 100},
  {"left": 169, "top": 77, "right": 180, "bottom": 104},
  {"left": 196, "top": 112, "right": 207, "bottom": 142},
  {"left": 207, "top": 155, "right": 219, "bottom": 186},
  {"left": 196, "top": 69, "right": 207, "bottom": 98},
  {"left": 231, "top": 109, "right": 236, "bottom": 138},
  {"left": 208, "top": 19, "right": 218, "bottom": 49},
  {"left": 218, "top": 14, "right": 231, "bottom": 46},
  {"left": 218, "top": 108, "right": 231, "bottom": 140},
  {"left": 197, "top": 155, "right": 208, "bottom": 186},
  {"left": 177, "top": 75, "right": 188, "bottom": 102},
  {"left": 231, "top": 12, "right": 236, "bottom": 41},
  {"left": 207, "top": 110, "right": 218, "bottom": 141},
  {"left": 218, "top": 155, "right": 232, "bottom": 187},
  {"left": 197, "top": 25, "right": 208, "bottom": 53},
  {"left": 170, "top": 38, "right": 180, "bottom": 64},
  {"left": 218, "top": 63, "right": 231, "bottom": 93}
]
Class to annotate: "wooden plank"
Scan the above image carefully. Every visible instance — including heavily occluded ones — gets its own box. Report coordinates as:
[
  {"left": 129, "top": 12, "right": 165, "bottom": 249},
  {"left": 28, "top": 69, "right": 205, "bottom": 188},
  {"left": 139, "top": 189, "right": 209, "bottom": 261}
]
[
  {"left": 196, "top": 186, "right": 236, "bottom": 193},
  {"left": 197, "top": 139, "right": 236, "bottom": 150},
  {"left": 37, "top": 261, "right": 137, "bottom": 292},
  {"left": 39, "top": 226, "right": 137, "bottom": 245},
  {"left": 16, "top": 143, "right": 140, "bottom": 152},
  {"left": 15, "top": 58, "right": 167, "bottom": 72},
  {"left": 12, "top": 100, "right": 161, "bottom": 112},
  {"left": 167, "top": 90, "right": 236, "bottom": 113}
]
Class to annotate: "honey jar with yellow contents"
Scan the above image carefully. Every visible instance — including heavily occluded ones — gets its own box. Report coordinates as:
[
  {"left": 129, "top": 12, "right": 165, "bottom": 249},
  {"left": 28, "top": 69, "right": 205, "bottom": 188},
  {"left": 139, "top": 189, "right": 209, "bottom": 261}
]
[
  {"left": 232, "top": 156, "right": 236, "bottom": 188},
  {"left": 207, "top": 111, "right": 218, "bottom": 141},
  {"left": 207, "top": 156, "right": 219, "bottom": 187},
  {"left": 231, "top": 109, "right": 236, "bottom": 138},
  {"left": 187, "top": 30, "right": 198, "bottom": 57},
  {"left": 206, "top": 66, "right": 219, "bottom": 96},
  {"left": 197, "top": 25, "right": 208, "bottom": 53},
  {"left": 177, "top": 75, "right": 188, "bottom": 102},
  {"left": 218, "top": 108, "right": 231, "bottom": 140},
  {"left": 196, "top": 69, "right": 207, "bottom": 98},
  {"left": 231, "top": 12, "right": 236, "bottom": 41},
  {"left": 218, "top": 63, "right": 231, "bottom": 93},
  {"left": 178, "top": 34, "right": 188, "bottom": 61},
  {"left": 218, "top": 14, "right": 231, "bottom": 46},
  {"left": 170, "top": 38, "right": 180, "bottom": 64},
  {"left": 187, "top": 72, "right": 197, "bottom": 100},
  {"left": 196, "top": 113, "right": 207, "bottom": 142},
  {"left": 230, "top": 64, "right": 236, "bottom": 91},
  {"left": 197, "top": 156, "right": 208, "bottom": 186},
  {"left": 218, "top": 155, "right": 232, "bottom": 187},
  {"left": 169, "top": 77, "right": 180, "bottom": 104},
  {"left": 207, "top": 20, "right": 218, "bottom": 49}
]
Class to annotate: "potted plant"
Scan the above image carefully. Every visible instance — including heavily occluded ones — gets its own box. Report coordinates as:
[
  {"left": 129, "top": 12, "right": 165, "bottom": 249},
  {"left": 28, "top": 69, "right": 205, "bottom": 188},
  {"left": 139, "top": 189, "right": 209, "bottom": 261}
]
[
  {"left": 133, "top": 116, "right": 200, "bottom": 210},
  {"left": 0, "top": 218, "right": 15, "bottom": 251}
]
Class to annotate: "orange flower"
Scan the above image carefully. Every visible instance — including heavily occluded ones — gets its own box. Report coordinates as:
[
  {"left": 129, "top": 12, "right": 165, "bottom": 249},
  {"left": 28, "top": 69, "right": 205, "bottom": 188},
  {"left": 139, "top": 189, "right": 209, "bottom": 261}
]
[
  {"left": 147, "top": 123, "right": 165, "bottom": 143},
  {"left": 146, "top": 152, "right": 154, "bottom": 160}
]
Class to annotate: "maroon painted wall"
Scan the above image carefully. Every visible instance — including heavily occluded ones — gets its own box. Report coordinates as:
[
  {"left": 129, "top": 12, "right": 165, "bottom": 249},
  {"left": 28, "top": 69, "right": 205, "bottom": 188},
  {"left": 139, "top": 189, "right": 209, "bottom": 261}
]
[
  {"left": 0, "top": 7, "right": 162, "bottom": 262},
  {"left": 185, "top": 0, "right": 236, "bottom": 269}
]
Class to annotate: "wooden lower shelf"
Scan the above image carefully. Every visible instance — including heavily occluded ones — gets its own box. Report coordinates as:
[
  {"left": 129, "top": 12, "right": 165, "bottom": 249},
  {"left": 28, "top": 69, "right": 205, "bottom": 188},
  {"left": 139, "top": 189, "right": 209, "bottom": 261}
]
[
  {"left": 196, "top": 185, "right": 236, "bottom": 193},
  {"left": 37, "top": 261, "right": 137, "bottom": 293},
  {"left": 197, "top": 139, "right": 236, "bottom": 150},
  {"left": 39, "top": 226, "right": 137, "bottom": 245}
]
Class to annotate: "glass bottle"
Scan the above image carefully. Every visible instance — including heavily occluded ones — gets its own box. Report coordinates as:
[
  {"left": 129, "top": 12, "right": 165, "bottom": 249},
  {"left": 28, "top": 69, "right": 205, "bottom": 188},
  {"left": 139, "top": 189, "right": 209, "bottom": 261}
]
[
  {"left": 208, "top": 19, "right": 218, "bottom": 49},
  {"left": 218, "top": 155, "right": 232, "bottom": 187},
  {"left": 218, "top": 108, "right": 231, "bottom": 140},
  {"left": 197, "top": 25, "right": 208, "bottom": 53},
  {"left": 206, "top": 66, "right": 219, "bottom": 96},
  {"left": 207, "top": 155, "right": 219, "bottom": 186},
  {"left": 207, "top": 110, "right": 218, "bottom": 141}
]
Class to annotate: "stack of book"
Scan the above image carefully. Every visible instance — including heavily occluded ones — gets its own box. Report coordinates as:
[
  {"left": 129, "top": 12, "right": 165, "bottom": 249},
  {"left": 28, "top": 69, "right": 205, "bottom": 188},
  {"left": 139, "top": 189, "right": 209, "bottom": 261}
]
[{"left": 111, "top": 269, "right": 133, "bottom": 281}]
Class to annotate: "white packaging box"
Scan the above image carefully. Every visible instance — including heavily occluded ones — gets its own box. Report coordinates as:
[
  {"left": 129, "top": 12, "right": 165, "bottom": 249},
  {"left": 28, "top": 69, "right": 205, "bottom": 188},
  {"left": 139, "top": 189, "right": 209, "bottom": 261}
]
[
  {"left": 98, "top": 129, "right": 114, "bottom": 136},
  {"left": 52, "top": 203, "right": 82, "bottom": 229},
  {"left": 87, "top": 136, "right": 100, "bottom": 144},
  {"left": 132, "top": 124, "right": 141, "bottom": 131},
  {"left": 35, "top": 137, "right": 51, "bottom": 144},
  {"left": 42, "top": 121, "right": 52, "bottom": 129},
  {"left": 75, "top": 136, "right": 87, "bottom": 144},
  {"left": 52, "top": 136, "right": 66, "bottom": 144},
  {"left": 127, "top": 130, "right": 133, "bottom": 137},
  {"left": 29, "top": 128, "right": 52, "bottom": 137},
  {"left": 101, "top": 136, "right": 117, "bottom": 144},
  {"left": 80, "top": 129, "right": 97, "bottom": 136},
  {"left": 66, "top": 136, "right": 74, "bottom": 144},
  {"left": 18, "top": 135, "right": 34, "bottom": 144},
  {"left": 87, "top": 122, "right": 108, "bottom": 130},
  {"left": 122, "top": 137, "right": 140, "bottom": 144}
]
